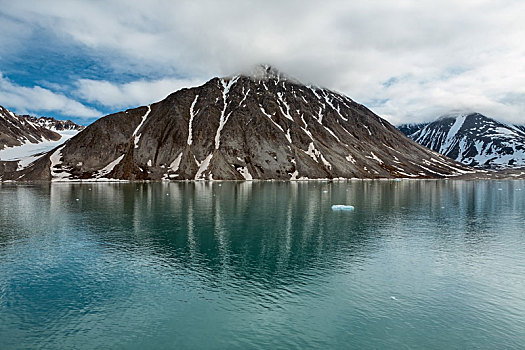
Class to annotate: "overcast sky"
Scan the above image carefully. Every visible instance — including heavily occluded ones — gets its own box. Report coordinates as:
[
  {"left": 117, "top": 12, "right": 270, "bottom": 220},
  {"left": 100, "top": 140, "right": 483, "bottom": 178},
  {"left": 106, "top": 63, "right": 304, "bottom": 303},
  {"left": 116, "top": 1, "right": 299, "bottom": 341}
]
[{"left": 0, "top": 0, "right": 524, "bottom": 125}]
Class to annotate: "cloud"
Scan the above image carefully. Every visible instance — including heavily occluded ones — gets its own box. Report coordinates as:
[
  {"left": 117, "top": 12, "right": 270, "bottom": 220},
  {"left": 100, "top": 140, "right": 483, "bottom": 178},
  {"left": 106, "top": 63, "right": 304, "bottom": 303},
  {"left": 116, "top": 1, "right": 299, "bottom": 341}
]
[
  {"left": 1, "top": 0, "right": 525, "bottom": 124},
  {"left": 0, "top": 14, "right": 32, "bottom": 55},
  {"left": 75, "top": 77, "right": 204, "bottom": 109},
  {"left": 0, "top": 73, "right": 101, "bottom": 118}
]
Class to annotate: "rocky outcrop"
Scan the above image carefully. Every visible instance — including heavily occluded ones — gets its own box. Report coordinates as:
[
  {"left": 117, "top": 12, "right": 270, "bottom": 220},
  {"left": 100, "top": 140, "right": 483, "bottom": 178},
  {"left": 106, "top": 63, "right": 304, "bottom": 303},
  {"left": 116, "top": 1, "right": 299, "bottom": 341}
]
[{"left": 5, "top": 66, "right": 472, "bottom": 181}]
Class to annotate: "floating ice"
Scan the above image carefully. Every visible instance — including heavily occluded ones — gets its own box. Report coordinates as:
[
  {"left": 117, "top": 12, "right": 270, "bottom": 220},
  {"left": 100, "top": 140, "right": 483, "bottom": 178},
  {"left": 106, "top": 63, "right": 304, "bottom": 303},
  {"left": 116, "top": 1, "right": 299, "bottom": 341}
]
[{"left": 331, "top": 205, "right": 354, "bottom": 211}]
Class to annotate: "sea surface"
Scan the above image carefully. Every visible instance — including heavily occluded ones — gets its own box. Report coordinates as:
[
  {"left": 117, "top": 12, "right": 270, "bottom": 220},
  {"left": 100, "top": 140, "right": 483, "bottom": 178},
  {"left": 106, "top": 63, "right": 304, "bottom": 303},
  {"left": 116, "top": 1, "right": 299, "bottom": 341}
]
[{"left": 1, "top": 181, "right": 524, "bottom": 349}]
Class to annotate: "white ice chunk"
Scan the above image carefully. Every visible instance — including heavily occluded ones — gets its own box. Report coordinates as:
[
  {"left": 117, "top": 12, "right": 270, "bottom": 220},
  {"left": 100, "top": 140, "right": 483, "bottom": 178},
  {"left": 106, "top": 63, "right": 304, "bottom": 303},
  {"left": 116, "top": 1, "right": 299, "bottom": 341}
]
[{"left": 331, "top": 205, "right": 355, "bottom": 211}]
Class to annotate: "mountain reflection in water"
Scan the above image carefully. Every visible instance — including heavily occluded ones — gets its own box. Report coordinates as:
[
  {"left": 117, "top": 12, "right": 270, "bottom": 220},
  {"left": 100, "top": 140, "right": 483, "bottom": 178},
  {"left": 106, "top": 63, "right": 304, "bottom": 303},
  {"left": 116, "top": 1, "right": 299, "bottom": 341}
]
[{"left": 1, "top": 181, "right": 524, "bottom": 349}]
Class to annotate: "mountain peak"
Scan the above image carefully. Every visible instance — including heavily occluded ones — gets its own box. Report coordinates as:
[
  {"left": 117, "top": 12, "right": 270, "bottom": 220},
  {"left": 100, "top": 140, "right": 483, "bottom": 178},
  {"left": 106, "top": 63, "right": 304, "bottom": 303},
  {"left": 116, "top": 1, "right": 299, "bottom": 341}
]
[
  {"left": 237, "top": 64, "right": 298, "bottom": 83},
  {"left": 400, "top": 111, "right": 525, "bottom": 169}
]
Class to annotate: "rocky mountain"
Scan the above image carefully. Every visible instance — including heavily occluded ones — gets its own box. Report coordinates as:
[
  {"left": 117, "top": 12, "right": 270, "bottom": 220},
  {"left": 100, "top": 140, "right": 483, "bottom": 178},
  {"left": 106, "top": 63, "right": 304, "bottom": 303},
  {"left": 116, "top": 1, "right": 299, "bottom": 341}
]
[
  {"left": 1, "top": 106, "right": 85, "bottom": 175},
  {"left": 399, "top": 113, "right": 525, "bottom": 168},
  {"left": 0, "top": 105, "right": 61, "bottom": 150},
  {"left": 3, "top": 66, "right": 473, "bottom": 181}
]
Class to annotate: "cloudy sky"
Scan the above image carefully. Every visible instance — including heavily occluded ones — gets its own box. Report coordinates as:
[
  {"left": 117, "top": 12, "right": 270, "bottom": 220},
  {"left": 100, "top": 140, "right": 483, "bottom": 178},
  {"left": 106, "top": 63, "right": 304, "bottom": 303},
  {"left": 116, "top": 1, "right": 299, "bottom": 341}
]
[{"left": 0, "top": 0, "right": 524, "bottom": 125}]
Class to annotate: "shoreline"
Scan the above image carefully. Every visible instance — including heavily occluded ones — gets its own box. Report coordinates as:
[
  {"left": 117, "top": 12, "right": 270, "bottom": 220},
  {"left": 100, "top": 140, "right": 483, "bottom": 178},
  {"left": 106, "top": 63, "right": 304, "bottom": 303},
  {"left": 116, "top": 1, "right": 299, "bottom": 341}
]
[{"left": 2, "top": 173, "right": 525, "bottom": 184}]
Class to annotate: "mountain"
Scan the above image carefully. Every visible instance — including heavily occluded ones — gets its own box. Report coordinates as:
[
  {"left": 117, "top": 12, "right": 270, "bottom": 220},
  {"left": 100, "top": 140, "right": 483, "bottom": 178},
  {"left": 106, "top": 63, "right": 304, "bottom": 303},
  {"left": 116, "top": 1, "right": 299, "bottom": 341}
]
[
  {"left": 0, "top": 106, "right": 85, "bottom": 174},
  {"left": 3, "top": 66, "right": 473, "bottom": 181},
  {"left": 399, "top": 113, "right": 525, "bottom": 168},
  {"left": 27, "top": 116, "right": 85, "bottom": 133},
  {"left": 1, "top": 105, "right": 61, "bottom": 150}
]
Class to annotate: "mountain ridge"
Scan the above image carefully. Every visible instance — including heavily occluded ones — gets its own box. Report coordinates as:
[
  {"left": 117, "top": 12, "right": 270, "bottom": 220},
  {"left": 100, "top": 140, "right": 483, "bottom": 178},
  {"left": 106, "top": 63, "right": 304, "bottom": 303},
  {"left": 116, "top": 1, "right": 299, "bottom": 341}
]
[{"left": 399, "top": 112, "right": 525, "bottom": 169}]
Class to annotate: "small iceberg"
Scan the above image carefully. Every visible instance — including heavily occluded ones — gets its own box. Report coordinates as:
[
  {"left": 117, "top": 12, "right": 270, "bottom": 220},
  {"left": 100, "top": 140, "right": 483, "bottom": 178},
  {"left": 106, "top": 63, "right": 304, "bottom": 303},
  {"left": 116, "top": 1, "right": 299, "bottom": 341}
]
[{"left": 331, "top": 204, "right": 355, "bottom": 211}]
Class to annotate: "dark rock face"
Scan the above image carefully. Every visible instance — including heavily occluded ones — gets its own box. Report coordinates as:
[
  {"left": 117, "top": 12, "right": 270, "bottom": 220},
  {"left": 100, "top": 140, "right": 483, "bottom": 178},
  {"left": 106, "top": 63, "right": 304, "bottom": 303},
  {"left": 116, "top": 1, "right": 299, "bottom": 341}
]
[
  {"left": 0, "top": 160, "right": 18, "bottom": 178},
  {"left": 399, "top": 113, "right": 525, "bottom": 169},
  {"left": 0, "top": 105, "right": 61, "bottom": 150},
  {"left": 8, "top": 68, "right": 472, "bottom": 181}
]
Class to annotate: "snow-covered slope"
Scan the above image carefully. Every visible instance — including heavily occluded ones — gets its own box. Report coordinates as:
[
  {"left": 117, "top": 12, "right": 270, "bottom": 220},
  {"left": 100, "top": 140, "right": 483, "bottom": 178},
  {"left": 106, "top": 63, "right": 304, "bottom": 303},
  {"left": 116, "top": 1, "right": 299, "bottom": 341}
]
[
  {"left": 1, "top": 105, "right": 61, "bottom": 150},
  {"left": 399, "top": 113, "right": 525, "bottom": 168},
  {"left": 0, "top": 130, "right": 79, "bottom": 170},
  {"left": 0, "top": 106, "right": 84, "bottom": 170}
]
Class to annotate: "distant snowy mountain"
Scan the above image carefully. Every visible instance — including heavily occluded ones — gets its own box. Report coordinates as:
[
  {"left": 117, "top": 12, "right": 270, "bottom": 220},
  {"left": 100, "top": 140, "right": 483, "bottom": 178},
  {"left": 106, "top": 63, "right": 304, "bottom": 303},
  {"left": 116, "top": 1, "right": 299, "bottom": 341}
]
[
  {"left": 1, "top": 105, "right": 60, "bottom": 150},
  {"left": 399, "top": 113, "right": 525, "bottom": 169},
  {"left": 0, "top": 106, "right": 84, "bottom": 171}
]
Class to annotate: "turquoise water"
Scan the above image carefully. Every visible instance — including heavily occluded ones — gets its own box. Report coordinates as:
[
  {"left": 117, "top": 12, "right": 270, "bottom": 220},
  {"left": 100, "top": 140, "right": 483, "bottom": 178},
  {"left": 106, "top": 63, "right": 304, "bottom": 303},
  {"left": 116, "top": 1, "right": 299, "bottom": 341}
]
[{"left": 1, "top": 181, "right": 524, "bottom": 349}]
